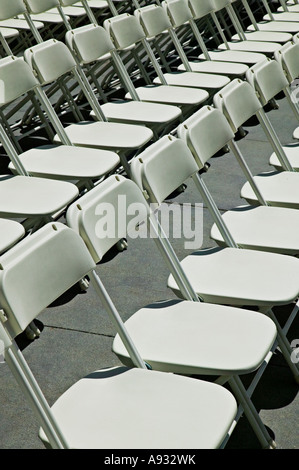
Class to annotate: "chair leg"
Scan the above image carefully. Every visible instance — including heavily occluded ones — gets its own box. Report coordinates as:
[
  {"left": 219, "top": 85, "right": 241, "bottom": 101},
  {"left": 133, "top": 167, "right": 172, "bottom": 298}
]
[
  {"left": 229, "top": 376, "right": 276, "bottom": 449},
  {"left": 267, "top": 309, "right": 299, "bottom": 383}
]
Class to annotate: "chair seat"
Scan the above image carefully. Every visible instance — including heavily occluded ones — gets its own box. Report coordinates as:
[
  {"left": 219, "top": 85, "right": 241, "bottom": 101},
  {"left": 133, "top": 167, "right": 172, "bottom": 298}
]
[
  {"left": 247, "top": 22, "right": 299, "bottom": 33},
  {"left": 210, "top": 205, "right": 299, "bottom": 255},
  {"left": 25, "top": 12, "right": 65, "bottom": 24},
  {"left": 0, "top": 27, "right": 19, "bottom": 38},
  {"left": 95, "top": 100, "right": 182, "bottom": 126},
  {"left": 198, "top": 50, "right": 266, "bottom": 65},
  {"left": 87, "top": 0, "right": 108, "bottom": 8},
  {"left": 8, "top": 145, "right": 120, "bottom": 181},
  {"left": 0, "top": 18, "right": 44, "bottom": 31},
  {"left": 218, "top": 41, "right": 281, "bottom": 54},
  {"left": 292, "top": 126, "right": 299, "bottom": 139},
  {"left": 167, "top": 246, "right": 299, "bottom": 306},
  {"left": 231, "top": 31, "right": 292, "bottom": 43},
  {"left": 153, "top": 71, "right": 230, "bottom": 90},
  {"left": 125, "top": 85, "right": 209, "bottom": 107},
  {"left": 49, "top": 6, "right": 86, "bottom": 17},
  {"left": 178, "top": 61, "right": 248, "bottom": 77},
  {"left": 278, "top": 4, "right": 299, "bottom": 12},
  {"left": 39, "top": 367, "right": 237, "bottom": 449},
  {"left": 269, "top": 143, "right": 299, "bottom": 170},
  {"left": 241, "top": 171, "right": 299, "bottom": 208},
  {"left": 54, "top": 121, "right": 153, "bottom": 151},
  {"left": 0, "top": 219, "right": 25, "bottom": 254},
  {"left": 112, "top": 300, "right": 276, "bottom": 376},
  {"left": 263, "top": 12, "right": 299, "bottom": 22},
  {"left": 0, "top": 175, "right": 78, "bottom": 218}
]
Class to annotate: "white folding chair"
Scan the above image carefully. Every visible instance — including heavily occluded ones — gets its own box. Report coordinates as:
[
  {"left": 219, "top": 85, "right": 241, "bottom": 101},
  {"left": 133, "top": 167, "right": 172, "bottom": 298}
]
[
  {"left": 129, "top": 133, "right": 299, "bottom": 383},
  {"left": 23, "top": 39, "right": 154, "bottom": 175},
  {"left": 213, "top": 77, "right": 299, "bottom": 208},
  {"left": 0, "top": 0, "right": 45, "bottom": 56},
  {"left": 65, "top": 23, "right": 183, "bottom": 137},
  {"left": 162, "top": 0, "right": 250, "bottom": 77},
  {"left": 104, "top": 13, "right": 210, "bottom": 114},
  {"left": 245, "top": 0, "right": 299, "bottom": 33},
  {"left": 188, "top": 0, "right": 270, "bottom": 65},
  {"left": 133, "top": 4, "right": 231, "bottom": 91},
  {"left": 0, "top": 221, "right": 238, "bottom": 449},
  {"left": 208, "top": 0, "right": 283, "bottom": 55},
  {"left": 66, "top": 173, "right": 278, "bottom": 449},
  {"left": 0, "top": 55, "right": 120, "bottom": 188}
]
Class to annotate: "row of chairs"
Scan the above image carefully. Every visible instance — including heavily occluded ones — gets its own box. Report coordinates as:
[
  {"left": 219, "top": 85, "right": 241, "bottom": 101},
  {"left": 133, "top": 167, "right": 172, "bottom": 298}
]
[{"left": 0, "top": 0, "right": 298, "bottom": 449}]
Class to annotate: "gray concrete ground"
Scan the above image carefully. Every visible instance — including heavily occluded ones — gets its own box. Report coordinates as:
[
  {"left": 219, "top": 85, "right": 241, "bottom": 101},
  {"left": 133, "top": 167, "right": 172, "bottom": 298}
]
[{"left": 0, "top": 92, "right": 298, "bottom": 450}]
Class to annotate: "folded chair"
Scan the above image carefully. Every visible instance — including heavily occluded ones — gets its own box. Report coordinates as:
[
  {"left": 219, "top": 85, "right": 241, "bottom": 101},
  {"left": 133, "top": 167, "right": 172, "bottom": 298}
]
[
  {"left": 162, "top": 0, "right": 250, "bottom": 77},
  {"left": 103, "top": 13, "right": 210, "bottom": 114},
  {"left": 66, "top": 173, "right": 277, "bottom": 449},
  {"left": 129, "top": 133, "right": 299, "bottom": 383},
  {"left": 246, "top": 0, "right": 299, "bottom": 33},
  {"left": 0, "top": 221, "right": 238, "bottom": 449},
  {"left": 213, "top": 77, "right": 299, "bottom": 208},
  {"left": 0, "top": 55, "right": 120, "bottom": 188},
  {"left": 23, "top": 39, "right": 155, "bottom": 175},
  {"left": 133, "top": 4, "right": 231, "bottom": 91},
  {"left": 65, "top": 23, "right": 183, "bottom": 137}
]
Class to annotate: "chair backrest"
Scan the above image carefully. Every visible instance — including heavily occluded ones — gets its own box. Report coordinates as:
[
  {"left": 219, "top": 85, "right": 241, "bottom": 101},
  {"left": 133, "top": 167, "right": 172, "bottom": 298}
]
[
  {"left": 187, "top": 0, "right": 215, "bottom": 19},
  {"left": 0, "top": 56, "right": 38, "bottom": 107},
  {"left": 24, "top": 0, "right": 60, "bottom": 14},
  {"left": 162, "top": 0, "right": 193, "bottom": 28},
  {"left": 130, "top": 135, "right": 199, "bottom": 206},
  {"left": 211, "top": 0, "right": 231, "bottom": 12},
  {"left": 104, "top": 13, "right": 146, "bottom": 49},
  {"left": 274, "top": 41, "right": 299, "bottom": 84},
  {"left": 134, "top": 5, "right": 172, "bottom": 37},
  {"left": 0, "top": 0, "right": 26, "bottom": 20},
  {"left": 24, "top": 40, "right": 77, "bottom": 85},
  {"left": 213, "top": 79, "right": 262, "bottom": 132},
  {"left": 65, "top": 24, "right": 115, "bottom": 64},
  {"left": 245, "top": 59, "right": 289, "bottom": 106},
  {"left": 66, "top": 175, "right": 150, "bottom": 263},
  {"left": 0, "top": 223, "right": 95, "bottom": 338},
  {"left": 177, "top": 106, "right": 235, "bottom": 168}
]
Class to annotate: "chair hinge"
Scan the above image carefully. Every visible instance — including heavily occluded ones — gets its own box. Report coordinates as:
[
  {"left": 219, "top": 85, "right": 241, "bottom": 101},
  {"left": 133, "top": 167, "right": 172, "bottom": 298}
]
[{"left": 0, "top": 309, "right": 8, "bottom": 323}]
